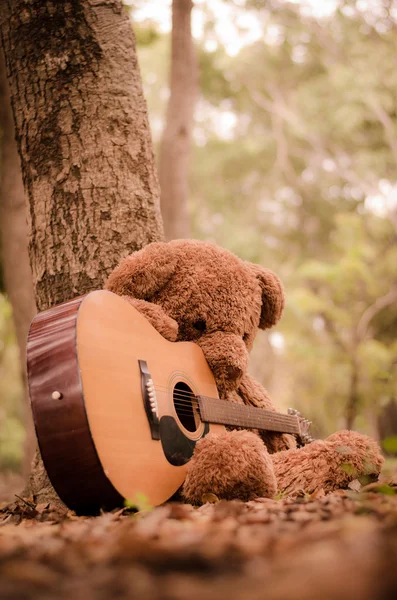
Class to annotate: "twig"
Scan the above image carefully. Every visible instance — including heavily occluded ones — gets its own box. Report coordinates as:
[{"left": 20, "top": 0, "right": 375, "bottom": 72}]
[
  {"left": 15, "top": 494, "right": 36, "bottom": 510},
  {"left": 357, "top": 284, "right": 397, "bottom": 341}
]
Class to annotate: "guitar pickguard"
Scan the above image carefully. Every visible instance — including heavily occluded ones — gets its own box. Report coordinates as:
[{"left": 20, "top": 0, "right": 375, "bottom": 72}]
[{"left": 159, "top": 416, "right": 210, "bottom": 466}]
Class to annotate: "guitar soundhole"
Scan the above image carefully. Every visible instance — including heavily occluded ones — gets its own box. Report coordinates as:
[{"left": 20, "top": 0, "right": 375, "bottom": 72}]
[{"left": 173, "top": 382, "right": 197, "bottom": 432}]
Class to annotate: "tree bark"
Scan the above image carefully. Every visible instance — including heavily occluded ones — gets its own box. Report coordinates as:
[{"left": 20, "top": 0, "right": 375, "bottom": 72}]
[
  {"left": 0, "top": 51, "right": 36, "bottom": 475},
  {"left": 158, "top": 0, "right": 198, "bottom": 240},
  {"left": 0, "top": 0, "right": 164, "bottom": 505}
]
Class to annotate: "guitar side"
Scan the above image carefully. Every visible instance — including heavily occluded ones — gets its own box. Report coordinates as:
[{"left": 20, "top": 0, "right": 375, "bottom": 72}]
[{"left": 27, "top": 295, "right": 123, "bottom": 513}]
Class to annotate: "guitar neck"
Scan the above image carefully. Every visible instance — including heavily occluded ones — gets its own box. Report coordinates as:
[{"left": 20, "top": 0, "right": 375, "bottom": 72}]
[{"left": 198, "top": 396, "right": 301, "bottom": 435}]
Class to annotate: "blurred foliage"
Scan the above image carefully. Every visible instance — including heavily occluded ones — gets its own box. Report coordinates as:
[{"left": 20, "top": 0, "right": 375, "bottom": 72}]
[
  {"left": 0, "top": 128, "right": 24, "bottom": 470},
  {"left": 0, "top": 294, "right": 24, "bottom": 471},
  {"left": 0, "top": 252, "right": 4, "bottom": 293},
  {"left": 383, "top": 435, "right": 397, "bottom": 454},
  {"left": 135, "top": 0, "right": 397, "bottom": 437}
]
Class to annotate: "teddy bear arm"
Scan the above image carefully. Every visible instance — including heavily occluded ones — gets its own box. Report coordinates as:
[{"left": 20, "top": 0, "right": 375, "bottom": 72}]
[
  {"left": 237, "top": 374, "right": 296, "bottom": 453},
  {"left": 238, "top": 373, "right": 277, "bottom": 411},
  {"left": 120, "top": 297, "right": 179, "bottom": 342}
]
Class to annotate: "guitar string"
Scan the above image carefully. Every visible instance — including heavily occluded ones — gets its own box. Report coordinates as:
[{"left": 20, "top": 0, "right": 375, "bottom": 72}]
[
  {"left": 149, "top": 391, "right": 271, "bottom": 419},
  {"left": 147, "top": 387, "right": 226, "bottom": 418},
  {"left": 150, "top": 387, "right": 199, "bottom": 416},
  {"left": 151, "top": 386, "right": 284, "bottom": 411},
  {"left": 148, "top": 388, "right": 199, "bottom": 416},
  {"left": 149, "top": 387, "right": 200, "bottom": 404},
  {"left": 154, "top": 388, "right": 294, "bottom": 417},
  {"left": 138, "top": 364, "right": 297, "bottom": 420},
  {"left": 149, "top": 384, "right": 277, "bottom": 407},
  {"left": 147, "top": 386, "right": 203, "bottom": 405},
  {"left": 149, "top": 386, "right": 293, "bottom": 415},
  {"left": 149, "top": 385, "right": 229, "bottom": 405},
  {"left": 143, "top": 379, "right": 299, "bottom": 425},
  {"left": 147, "top": 387, "right": 296, "bottom": 424}
]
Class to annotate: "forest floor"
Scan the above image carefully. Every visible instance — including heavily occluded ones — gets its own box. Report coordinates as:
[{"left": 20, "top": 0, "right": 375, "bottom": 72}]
[{"left": 0, "top": 467, "right": 397, "bottom": 600}]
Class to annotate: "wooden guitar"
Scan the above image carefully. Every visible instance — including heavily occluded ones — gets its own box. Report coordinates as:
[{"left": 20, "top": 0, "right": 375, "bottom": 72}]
[{"left": 27, "top": 290, "right": 312, "bottom": 514}]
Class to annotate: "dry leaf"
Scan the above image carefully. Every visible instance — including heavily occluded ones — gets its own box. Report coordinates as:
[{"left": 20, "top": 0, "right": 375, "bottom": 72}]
[
  {"left": 348, "top": 480, "right": 362, "bottom": 492},
  {"left": 201, "top": 493, "right": 220, "bottom": 504}
]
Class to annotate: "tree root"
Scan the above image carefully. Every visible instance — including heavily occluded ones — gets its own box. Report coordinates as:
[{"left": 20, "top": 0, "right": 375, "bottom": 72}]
[{"left": 22, "top": 448, "right": 67, "bottom": 509}]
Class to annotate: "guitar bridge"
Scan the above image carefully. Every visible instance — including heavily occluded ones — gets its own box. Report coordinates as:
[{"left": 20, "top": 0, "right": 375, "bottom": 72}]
[{"left": 139, "top": 360, "right": 160, "bottom": 440}]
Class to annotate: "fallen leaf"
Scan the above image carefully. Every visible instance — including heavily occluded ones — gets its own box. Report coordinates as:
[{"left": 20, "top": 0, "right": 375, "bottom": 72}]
[
  {"left": 348, "top": 480, "right": 362, "bottom": 492},
  {"left": 201, "top": 493, "right": 220, "bottom": 504}
]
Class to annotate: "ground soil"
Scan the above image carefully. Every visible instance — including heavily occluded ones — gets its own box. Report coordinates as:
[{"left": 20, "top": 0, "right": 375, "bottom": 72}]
[{"left": 0, "top": 470, "right": 397, "bottom": 600}]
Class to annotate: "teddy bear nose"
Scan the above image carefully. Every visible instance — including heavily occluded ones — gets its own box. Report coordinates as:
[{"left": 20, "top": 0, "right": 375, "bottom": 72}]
[{"left": 226, "top": 366, "right": 243, "bottom": 381}]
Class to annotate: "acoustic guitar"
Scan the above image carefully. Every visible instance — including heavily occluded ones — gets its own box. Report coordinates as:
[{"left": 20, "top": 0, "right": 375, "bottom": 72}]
[{"left": 27, "top": 290, "right": 312, "bottom": 514}]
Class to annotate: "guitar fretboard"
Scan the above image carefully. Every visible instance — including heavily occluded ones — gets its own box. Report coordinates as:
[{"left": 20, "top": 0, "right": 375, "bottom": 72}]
[{"left": 198, "top": 396, "right": 300, "bottom": 434}]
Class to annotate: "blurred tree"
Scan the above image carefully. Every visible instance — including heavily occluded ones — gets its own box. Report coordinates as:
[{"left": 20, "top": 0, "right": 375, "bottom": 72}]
[
  {"left": 158, "top": 0, "right": 198, "bottom": 239},
  {"left": 171, "top": 1, "right": 397, "bottom": 434},
  {"left": 0, "top": 0, "right": 163, "bottom": 502},
  {"left": 131, "top": 1, "right": 397, "bottom": 437},
  {"left": 285, "top": 213, "right": 397, "bottom": 431},
  {"left": 0, "top": 52, "right": 36, "bottom": 474},
  {"left": 378, "top": 399, "right": 397, "bottom": 456}
]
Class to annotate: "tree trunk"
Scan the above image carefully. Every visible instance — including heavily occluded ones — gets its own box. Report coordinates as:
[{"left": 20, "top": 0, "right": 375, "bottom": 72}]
[
  {"left": 0, "top": 0, "right": 164, "bottom": 313},
  {"left": 158, "top": 0, "right": 198, "bottom": 240},
  {"left": 345, "top": 354, "right": 359, "bottom": 430},
  {"left": 0, "top": 0, "right": 164, "bottom": 506},
  {"left": 0, "top": 51, "right": 36, "bottom": 476},
  {"left": 377, "top": 398, "right": 397, "bottom": 455}
]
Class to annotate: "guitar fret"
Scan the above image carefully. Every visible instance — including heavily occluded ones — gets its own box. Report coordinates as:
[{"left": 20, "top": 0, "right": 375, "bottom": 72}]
[{"left": 198, "top": 396, "right": 300, "bottom": 434}]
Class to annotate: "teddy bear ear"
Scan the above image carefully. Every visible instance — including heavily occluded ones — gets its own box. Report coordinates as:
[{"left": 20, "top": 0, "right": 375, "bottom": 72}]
[
  {"left": 105, "top": 242, "right": 178, "bottom": 300},
  {"left": 248, "top": 263, "right": 285, "bottom": 330}
]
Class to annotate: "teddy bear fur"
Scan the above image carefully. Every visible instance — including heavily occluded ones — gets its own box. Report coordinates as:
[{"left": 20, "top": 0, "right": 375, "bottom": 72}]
[{"left": 105, "top": 240, "right": 383, "bottom": 504}]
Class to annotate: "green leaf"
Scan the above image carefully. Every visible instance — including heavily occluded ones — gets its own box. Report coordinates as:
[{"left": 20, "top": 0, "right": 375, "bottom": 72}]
[
  {"left": 124, "top": 492, "right": 154, "bottom": 513},
  {"left": 382, "top": 436, "right": 397, "bottom": 455}
]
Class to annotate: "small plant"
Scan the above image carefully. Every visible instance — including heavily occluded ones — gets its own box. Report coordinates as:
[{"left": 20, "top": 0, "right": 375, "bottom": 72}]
[
  {"left": 382, "top": 436, "right": 397, "bottom": 455},
  {"left": 124, "top": 492, "right": 154, "bottom": 513},
  {"left": 274, "top": 490, "right": 289, "bottom": 501},
  {"left": 340, "top": 462, "right": 356, "bottom": 476}
]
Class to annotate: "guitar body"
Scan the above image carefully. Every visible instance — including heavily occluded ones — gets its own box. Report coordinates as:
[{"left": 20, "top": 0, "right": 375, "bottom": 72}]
[{"left": 28, "top": 291, "right": 224, "bottom": 514}]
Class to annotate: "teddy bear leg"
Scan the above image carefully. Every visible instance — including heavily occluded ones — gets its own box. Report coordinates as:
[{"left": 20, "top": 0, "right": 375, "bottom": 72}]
[
  {"left": 182, "top": 430, "right": 277, "bottom": 505},
  {"left": 272, "top": 430, "right": 384, "bottom": 496}
]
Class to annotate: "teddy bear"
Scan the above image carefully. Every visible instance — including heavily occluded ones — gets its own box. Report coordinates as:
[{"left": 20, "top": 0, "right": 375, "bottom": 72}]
[{"left": 105, "top": 239, "right": 383, "bottom": 504}]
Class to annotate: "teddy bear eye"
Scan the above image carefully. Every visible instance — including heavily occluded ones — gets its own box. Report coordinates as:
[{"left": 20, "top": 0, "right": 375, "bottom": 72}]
[
  {"left": 243, "top": 333, "right": 250, "bottom": 342},
  {"left": 193, "top": 320, "right": 206, "bottom": 332}
]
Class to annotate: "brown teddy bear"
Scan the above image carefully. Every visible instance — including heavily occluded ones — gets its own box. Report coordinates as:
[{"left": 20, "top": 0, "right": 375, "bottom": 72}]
[{"left": 105, "top": 239, "right": 383, "bottom": 504}]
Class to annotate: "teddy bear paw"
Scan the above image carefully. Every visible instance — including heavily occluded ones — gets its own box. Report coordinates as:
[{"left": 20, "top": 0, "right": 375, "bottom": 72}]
[
  {"left": 182, "top": 430, "right": 277, "bottom": 505},
  {"left": 153, "top": 313, "right": 179, "bottom": 342},
  {"left": 121, "top": 296, "right": 179, "bottom": 342}
]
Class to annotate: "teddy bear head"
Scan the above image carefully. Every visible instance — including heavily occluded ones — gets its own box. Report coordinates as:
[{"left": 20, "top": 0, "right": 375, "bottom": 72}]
[{"left": 106, "top": 240, "right": 284, "bottom": 395}]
